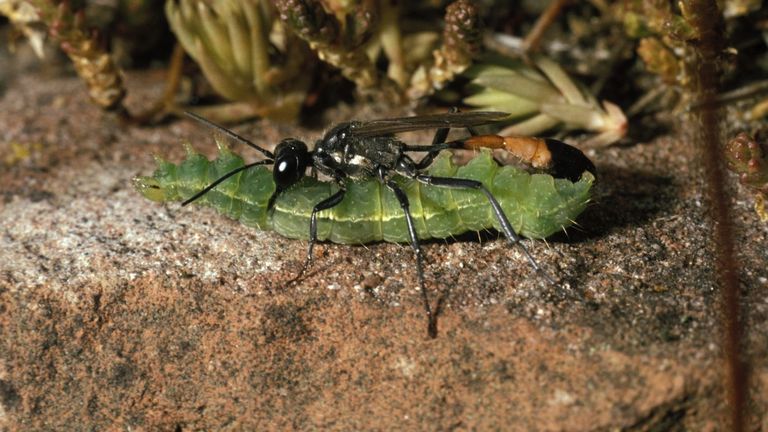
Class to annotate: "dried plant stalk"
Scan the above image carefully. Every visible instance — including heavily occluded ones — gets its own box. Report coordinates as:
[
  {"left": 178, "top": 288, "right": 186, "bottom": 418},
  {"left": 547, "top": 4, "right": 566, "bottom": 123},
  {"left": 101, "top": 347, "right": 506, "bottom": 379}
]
[
  {"left": 0, "top": 0, "right": 47, "bottom": 57},
  {"left": 408, "top": 0, "right": 481, "bottom": 99},
  {"left": 272, "top": 0, "right": 380, "bottom": 89},
  {"left": 23, "top": 0, "right": 127, "bottom": 111}
]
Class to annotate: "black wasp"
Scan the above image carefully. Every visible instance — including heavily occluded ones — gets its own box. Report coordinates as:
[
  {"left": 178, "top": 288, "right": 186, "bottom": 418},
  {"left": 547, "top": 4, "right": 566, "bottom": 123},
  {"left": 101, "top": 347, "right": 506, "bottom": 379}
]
[{"left": 183, "top": 110, "right": 595, "bottom": 338}]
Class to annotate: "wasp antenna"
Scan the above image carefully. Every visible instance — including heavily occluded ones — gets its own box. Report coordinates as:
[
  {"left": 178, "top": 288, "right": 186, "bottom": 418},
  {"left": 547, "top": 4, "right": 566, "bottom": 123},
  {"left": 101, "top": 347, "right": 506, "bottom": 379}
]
[
  {"left": 181, "top": 160, "right": 273, "bottom": 207},
  {"left": 184, "top": 111, "right": 275, "bottom": 160}
]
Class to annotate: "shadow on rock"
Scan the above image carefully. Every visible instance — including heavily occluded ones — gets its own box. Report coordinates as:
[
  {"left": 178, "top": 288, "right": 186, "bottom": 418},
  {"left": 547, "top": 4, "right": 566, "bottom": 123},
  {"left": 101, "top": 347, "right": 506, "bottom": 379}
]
[{"left": 548, "top": 165, "right": 678, "bottom": 244}]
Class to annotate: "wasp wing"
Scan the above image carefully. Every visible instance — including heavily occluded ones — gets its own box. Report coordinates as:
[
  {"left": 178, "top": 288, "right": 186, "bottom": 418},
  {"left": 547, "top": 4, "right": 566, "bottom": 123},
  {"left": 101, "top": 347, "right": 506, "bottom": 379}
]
[{"left": 349, "top": 111, "right": 510, "bottom": 138}]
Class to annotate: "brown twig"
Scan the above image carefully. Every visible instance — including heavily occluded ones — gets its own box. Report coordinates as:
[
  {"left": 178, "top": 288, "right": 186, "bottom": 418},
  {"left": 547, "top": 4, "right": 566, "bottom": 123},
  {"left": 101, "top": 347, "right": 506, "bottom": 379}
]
[
  {"left": 522, "top": 0, "right": 570, "bottom": 53},
  {"left": 690, "top": 1, "right": 748, "bottom": 430}
]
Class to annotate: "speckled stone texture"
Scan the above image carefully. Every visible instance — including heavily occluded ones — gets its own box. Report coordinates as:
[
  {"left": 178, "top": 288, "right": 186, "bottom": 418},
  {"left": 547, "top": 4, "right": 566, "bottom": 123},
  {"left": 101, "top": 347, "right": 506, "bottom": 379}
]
[{"left": 1, "top": 69, "right": 766, "bottom": 430}]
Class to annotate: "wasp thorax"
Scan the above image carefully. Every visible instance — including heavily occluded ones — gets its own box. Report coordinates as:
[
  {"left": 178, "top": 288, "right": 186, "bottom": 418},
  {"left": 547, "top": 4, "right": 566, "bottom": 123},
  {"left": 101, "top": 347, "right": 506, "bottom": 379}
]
[{"left": 274, "top": 138, "right": 310, "bottom": 189}]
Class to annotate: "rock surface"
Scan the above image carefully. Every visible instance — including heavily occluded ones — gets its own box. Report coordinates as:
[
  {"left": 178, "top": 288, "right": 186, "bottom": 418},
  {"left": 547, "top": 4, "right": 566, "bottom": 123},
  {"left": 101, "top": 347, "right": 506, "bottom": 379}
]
[{"left": 1, "top": 69, "right": 766, "bottom": 430}]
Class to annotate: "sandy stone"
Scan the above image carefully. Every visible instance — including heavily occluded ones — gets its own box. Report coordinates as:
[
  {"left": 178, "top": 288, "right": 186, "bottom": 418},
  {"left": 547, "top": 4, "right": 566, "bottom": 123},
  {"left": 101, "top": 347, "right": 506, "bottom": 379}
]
[{"left": 1, "top": 69, "right": 766, "bottom": 430}]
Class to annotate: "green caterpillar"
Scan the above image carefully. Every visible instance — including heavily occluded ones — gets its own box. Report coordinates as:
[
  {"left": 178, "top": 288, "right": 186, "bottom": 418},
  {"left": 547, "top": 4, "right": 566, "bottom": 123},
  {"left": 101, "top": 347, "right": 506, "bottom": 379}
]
[{"left": 134, "top": 142, "right": 594, "bottom": 242}]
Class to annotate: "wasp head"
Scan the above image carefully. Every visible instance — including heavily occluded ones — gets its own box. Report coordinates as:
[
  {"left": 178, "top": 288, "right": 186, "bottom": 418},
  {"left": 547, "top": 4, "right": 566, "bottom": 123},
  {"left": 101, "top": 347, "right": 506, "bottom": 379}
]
[{"left": 273, "top": 138, "right": 311, "bottom": 189}]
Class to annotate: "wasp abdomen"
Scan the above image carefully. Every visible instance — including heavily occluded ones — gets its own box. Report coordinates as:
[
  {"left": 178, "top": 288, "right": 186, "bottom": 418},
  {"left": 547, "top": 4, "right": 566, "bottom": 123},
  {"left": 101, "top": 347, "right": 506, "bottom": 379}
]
[{"left": 463, "top": 135, "right": 596, "bottom": 183}]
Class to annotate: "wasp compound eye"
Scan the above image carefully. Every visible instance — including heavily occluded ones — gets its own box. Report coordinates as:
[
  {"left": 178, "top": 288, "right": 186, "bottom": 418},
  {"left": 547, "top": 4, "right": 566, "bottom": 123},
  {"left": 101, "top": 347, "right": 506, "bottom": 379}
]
[{"left": 274, "top": 139, "right": 310, "bottom": 189}]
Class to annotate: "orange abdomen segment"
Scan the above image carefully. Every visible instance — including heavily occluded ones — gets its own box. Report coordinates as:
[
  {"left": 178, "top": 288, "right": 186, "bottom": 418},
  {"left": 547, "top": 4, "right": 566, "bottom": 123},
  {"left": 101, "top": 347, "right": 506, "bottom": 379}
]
[{"left": 464, "top": 135, "right": 553, "bottom": 169}]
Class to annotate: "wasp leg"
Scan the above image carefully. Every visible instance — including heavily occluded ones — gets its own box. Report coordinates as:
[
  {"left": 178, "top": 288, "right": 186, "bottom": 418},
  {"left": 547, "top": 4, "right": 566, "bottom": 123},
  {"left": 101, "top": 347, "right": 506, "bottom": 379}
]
[
  {"left": 415, "top": 174, "right": 557, "bottom": 285},
  {"left": 434, "top": 106, "right": 481, "bottom": 138},
  {"left": 410, "top": 128, "right": 456, "bottom": 169},
  {"left": 290, "top": 186, "right": 346, "bottom": 284},
  {"left": 307, "top": 187, "right": 346, "bottom": 265},
  {"left": 382, "top": 178, "right": 439, "bottom": 339},
  {"left": 410, "top": 110, "right": 482, "bottom": 170}
]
